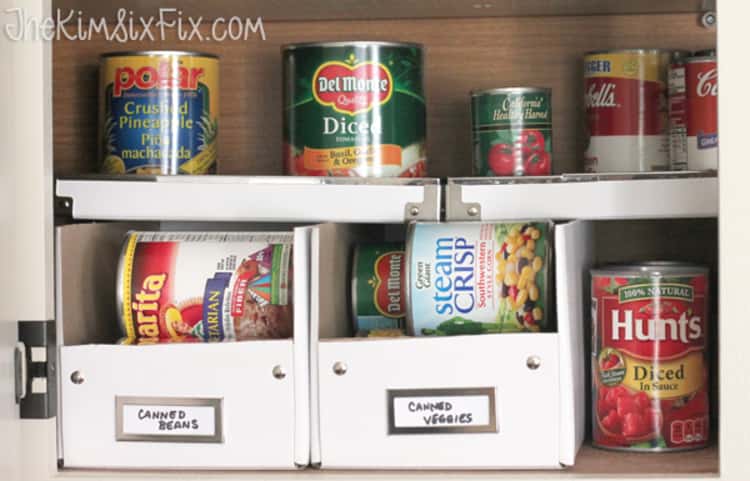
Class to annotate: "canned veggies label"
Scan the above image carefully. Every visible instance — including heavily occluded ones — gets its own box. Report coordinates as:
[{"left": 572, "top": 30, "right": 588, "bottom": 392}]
[
  {"left": 592, "top": 271, "right": 709, "bottom": 450},
  {"left": 100, "top": 54, "right": 219, "bottom": 174},
  {"left": 408, "top": 222, "right": 550, "bottom": 336},
  {"left": 352, "top": 243, "right": 405, "bottom": 332},
  {"left": 472, "top": 90, "right": 552, "bottom": 176},
  {"left": 120, "top": 232, "right": 293, "bottom": 343},
  {"left": 283, "top": 44, "right": 426, "bottom": 177}
]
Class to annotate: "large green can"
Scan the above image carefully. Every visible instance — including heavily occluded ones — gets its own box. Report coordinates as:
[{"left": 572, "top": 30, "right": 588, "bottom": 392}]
[
  {"left": 283, "top": 42, "right": 426, "bottom": 177},
  {"left": 472, "top": 87, "right": 552, "bottom": 176}
]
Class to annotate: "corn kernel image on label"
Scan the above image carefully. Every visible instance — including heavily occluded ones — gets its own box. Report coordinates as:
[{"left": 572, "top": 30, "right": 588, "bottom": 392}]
[{"left": 99, "top": 51, "right": 219, "bottom": 175}]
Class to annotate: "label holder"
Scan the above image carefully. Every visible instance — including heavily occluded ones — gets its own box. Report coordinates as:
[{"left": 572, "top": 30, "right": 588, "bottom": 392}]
[{"left": 115, "top": 396, "right": 223, "bottom": 443}]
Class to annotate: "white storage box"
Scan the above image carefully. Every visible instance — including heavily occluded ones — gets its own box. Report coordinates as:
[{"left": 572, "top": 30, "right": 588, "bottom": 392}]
[
  {"left": 311, "top": 221, "right": 593, "bottom": 469},
  {"left": 56, "top": 223, "right": 312, "bottom": 469}
]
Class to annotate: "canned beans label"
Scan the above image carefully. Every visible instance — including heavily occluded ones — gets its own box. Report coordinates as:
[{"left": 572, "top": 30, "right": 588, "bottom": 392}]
[
  {"left": 592, "top": 272, "right": 709, "bottom": 450},
  {"left": 100, "top": 54, "right": 219, "bottom": 175}
]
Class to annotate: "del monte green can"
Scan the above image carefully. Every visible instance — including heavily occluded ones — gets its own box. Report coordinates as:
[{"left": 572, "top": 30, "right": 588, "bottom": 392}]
[{"left": 283, "top": 42, "right": 426, "bottom": 177}]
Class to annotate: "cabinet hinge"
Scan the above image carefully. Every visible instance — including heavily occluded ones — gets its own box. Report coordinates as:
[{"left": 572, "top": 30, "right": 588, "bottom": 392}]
[{"left": 16, "top": 320, "right": 56, "bottom": 419}]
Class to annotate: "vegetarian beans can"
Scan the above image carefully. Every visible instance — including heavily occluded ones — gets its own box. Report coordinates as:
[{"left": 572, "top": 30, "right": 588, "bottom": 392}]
[
  {"left": 283, "top": 42, "right": 426, "bottom": 177},
  {"left": 406, "top": 222, "right": 552, "bottom": 336},
  {"left": 472, "top": 88, "right": 552, "bottom": 176},
  {"left": 685, "top": 56, "right": 718, "bottom": 170},
  {"left": 351, "top": 243, "right": 406, "bottom": 333},
  {"left": 118, "top": 231, "right": 293, "bottom": 343},
  {"left": 667, "top": 51, "right": 692, "bottom": 171},
  {"left": 99, "top": 51, "right": 219, "bottom": 175},
  {"left": 584, "top": 49, "right": 671, "bottom": 172},
  {"left": 592, "top": 263, "right": 709, "bottom": 451}
]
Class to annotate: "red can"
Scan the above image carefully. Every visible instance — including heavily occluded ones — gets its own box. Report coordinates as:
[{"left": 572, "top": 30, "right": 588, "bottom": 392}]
[
  {"left": 686, "top": 56, "right": 718, "bottom": 170},
  {"left": 592, "top": 263, "right": 710, "bottom": 452}
]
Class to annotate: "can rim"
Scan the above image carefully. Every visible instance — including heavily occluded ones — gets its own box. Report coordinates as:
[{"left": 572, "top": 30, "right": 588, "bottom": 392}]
[
  {"left": 592, "top": 262, "right": 709, "bottom": 277},
  {"left": 471, "top": 87, "right": 551, "bottom": 97},
  {"left": 100, "top": 50, "right": 219, "bottom": 59},
  {"left": 283, "top": 41, "right": 423, "bottom": 50},
  {"left": 404, "top": 222, "right": 417, "bottom": 336},
  {"left": 584, "top": 48, "right": 673, "bottom": 55},
  {"left": 686, "top": 56, "right": 717, "bottom": 63}
]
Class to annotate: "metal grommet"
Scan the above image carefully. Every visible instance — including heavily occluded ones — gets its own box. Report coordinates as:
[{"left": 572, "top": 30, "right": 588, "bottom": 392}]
[
  {"left": 409, "top": 206, "right": 420, "bottom": 217},
  {"left": 467, "top": 206, "right": 479, "bottom": 217},
  {"left": 526, "top": 356, "right": 541, "bottom": 370},
  {"left": 70, "top": 371, "right": 84, "bottom": 384},
  {"left": 333, "top": 362, "right": 348, "bottom": 376},
  {"left": 701, "top": 11, "right": 716, "bottom": 29},
  {"left": 272, "top": 365, "right": 286, "bottom": 380}
]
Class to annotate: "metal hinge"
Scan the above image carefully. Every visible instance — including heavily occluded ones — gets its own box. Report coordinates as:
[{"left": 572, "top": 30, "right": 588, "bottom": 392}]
[
  {"left": 15, "top": 321, "right": 56, "bottom": 419},
  {"left": 404, "top": 182, "right": 441, "bottom": 221}
]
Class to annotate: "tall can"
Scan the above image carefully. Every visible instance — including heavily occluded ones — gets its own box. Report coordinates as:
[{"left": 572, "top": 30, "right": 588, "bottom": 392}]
[
  {"left": 406, "top": 221, "right": 552, "bottom": 336},
  {"left": 471, "top": 88, "right": 552, "bottom": 176},
  {"left": 591, "top": 263, "right": 710, "bottom": 452},
  {"left": 667, "top": 51, "right": 692, "bottom": 170},
  {"left": 584, "top": 49, "right": 671, "bottom": 172},
  {"left": 99, "top": 51, "right": 219, "bottom": 175},
  {"left": 351, "top": 243, "right": 406, "bottom": 333},
  {"left": 283, "top": 42, "right": 426, "bottom": 177},
  {"left": 686, "top": 56, "right": 718, "bottom": 170}
]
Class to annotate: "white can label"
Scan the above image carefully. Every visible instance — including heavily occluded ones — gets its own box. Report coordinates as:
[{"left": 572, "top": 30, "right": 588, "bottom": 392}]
[
  {"left": 116, "top": 396, "right": 222, "bottom": 443},
  {"left": 387, "top": 388, "right": 497, "bottom": 434}
]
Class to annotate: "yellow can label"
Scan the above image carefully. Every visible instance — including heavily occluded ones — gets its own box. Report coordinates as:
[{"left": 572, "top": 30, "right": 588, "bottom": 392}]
[{"left": 584, "top": 51, "right": 669, "bottom": 83}]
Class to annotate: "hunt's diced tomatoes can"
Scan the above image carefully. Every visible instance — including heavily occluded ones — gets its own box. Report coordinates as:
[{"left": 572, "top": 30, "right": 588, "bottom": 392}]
[
  {"left": 686, "top": 56, "right": 718, "bottom": 170},
  {"left": 592, "top": 263, "right": 710, "bottom": 452}
]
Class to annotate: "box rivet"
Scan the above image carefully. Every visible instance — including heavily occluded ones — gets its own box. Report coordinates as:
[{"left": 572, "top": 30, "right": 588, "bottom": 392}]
[
  {"left": 409, "top": 206, "right": 420, "bottom": 216},
  {"left": 333, "top": 362, "right": 348, "bottom": 376},
  {"left": 70, "top": 370, "right": 84, "bottom": 384},
  {"left": 272, "top": 365, "right": 286, "bottom": 380},
  {"left": 526, "top": 356, "right": 541, "bottom": 370},
  {"left": 467, "top": 206, "right": 479, "bottom": 217}
]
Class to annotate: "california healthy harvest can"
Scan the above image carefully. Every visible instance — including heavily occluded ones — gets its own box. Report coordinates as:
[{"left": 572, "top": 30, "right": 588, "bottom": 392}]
[
  {"left": 283, "top": 42, "right": 426, "bottom": 177},
  {"left": 406, "top": 222, "right": 551, "bottom": 336},
  {"left": 118, "top": 232, "right": 293, "bottom": 343},
  {"left": 667, "top": 51, "right": 692, "bottom": 171},
  {"left": 99, "top": 51, "right": 219, "bottom": 175},
  {"left": 584, "top": 49, "right": 671, "bottom": 172},
  {"left": 685, "top": 56, "right": 718, "bottom": 170},
  {"left": 351, "top": 243, "right": 406, "bottom": 333},
  {"left": 472, "top": 88, "right": 552, "bottom": 176},
  {"left": 592, "top": 263, "right": 709, "bottom": 451}
]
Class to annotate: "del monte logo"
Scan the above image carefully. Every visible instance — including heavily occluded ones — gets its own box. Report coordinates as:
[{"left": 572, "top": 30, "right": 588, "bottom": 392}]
[{"left": 313, "top": 53, "right": 393, "bottom": 115}]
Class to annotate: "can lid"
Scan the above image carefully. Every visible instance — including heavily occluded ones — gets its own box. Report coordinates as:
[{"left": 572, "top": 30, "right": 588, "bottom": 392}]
[
  {"left": 471, "top": 86, "right": 551, "bottom": 97},
  {"left": 283, "top": 41, "right": 423, "bottom": 50},
  {"left": 584, "top": 48, "right": 673, "bottom": 56},
  {"left": 592, "top": 262, "right": 709, "bottom": 277},
  {"left": 686, "top": 55, "right": 717, "bottom": 63},
  {"left": 100, "top": 50, "right": 219, "bottom": 59}
]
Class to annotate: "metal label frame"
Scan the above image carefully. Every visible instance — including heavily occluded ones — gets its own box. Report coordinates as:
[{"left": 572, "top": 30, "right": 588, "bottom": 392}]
[
  {"left": 115, "top": 396, "right": 223, "bottom": 443},
  {"left": 387, "top": 387, "right": 497, "bottom": 435}
]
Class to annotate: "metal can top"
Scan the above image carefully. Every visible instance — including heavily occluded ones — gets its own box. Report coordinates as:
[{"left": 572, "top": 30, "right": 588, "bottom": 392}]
[
  {"left": 283, "top": 41, "right": 423, "bottom": 51},
  {"left": 100, "top": 50, "right": 219, "bottom": 59},
  {"left": 584, "top": 48, "right": 673, "bottom": 56},
  {"left": 403, "top": 221, "right": 418, "bottom": 335},
  {"left": 686, "top": 55, "right": 717, "bottom": 64},
  {"left": 471, "top": 86, "right": 551, "bottom": 97},
  {"left": 592, "top": 261, "right": 708, "bottom": 277}
]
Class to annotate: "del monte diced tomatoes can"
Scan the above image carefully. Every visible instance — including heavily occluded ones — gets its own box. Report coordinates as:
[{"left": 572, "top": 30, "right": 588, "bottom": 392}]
[
  {"left": 592, "top": 263, "right": 710, "bottom": 452},
  {"left": 283, "top": 41, "right": 426, "bottom": 177},
  {"left": 351, "top": 243, "right": 406, "bottom": 333}
]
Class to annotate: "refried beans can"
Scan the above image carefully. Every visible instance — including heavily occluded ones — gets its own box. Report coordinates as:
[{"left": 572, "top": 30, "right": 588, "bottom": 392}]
[
  {"left": 406, "top": 221, "right": 552, "bottom": 336},
  {"left": 283, "top": 41, "right": 426, "bottom": 177},
  {"left": 686, "top": 56, "right": 718, "bottom": 170},
  {"left": 351, "top": 243, "right": 406, "bottom": 333},
  {"left": 584, "top": 49, "right": 671, "bottom": 172},
  {"left": 591, "top": 262, "right": 709, "bottom": 452},
  {"left": 118, "top": 231, "right": 293, "bottom": 343},
  {"left": 667, "top": 51, "right": 692, "bottom": 171},
  {"left": 99, "top": 51, "right": 219, "bottom": 175}
]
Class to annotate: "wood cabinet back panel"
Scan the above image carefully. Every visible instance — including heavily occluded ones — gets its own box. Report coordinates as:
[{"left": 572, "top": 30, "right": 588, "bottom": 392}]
[{"left": 53, "top": 13, "right": 714, "bottom": 177}]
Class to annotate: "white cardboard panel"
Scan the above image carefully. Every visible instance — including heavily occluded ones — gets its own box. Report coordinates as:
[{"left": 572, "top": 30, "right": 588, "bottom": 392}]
[
  {"left": 317, "top": 334, "right": 560, "bottom": 469},
  {"left": 292, "top": 226, "right": 313, "bottom": 467}
]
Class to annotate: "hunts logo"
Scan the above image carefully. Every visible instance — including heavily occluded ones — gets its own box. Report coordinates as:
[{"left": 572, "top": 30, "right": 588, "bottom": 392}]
[
  {"left": 313, "top": 61, "right": 393, "bottom": 115},
  {"left": 113, "top": 60, "right": 205, "bottom": 97},
  {"left": 371, "top": 251, "right": 405, "bottom": 318},
  {"left": 618, "top": 283, "right": 694, "bottom": 303}
]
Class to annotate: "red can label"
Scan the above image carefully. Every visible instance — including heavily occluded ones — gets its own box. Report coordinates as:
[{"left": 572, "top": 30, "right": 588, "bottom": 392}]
[
  {"left": 686, "top": 59, "right": 718, "bottom": 170},
  {"left": 592, "top": 271, "right": 709, "bottom": 450}
]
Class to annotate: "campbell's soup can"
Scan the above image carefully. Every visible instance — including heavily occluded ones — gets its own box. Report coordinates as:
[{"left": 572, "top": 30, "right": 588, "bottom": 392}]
[
  {"left": 99, "top": 51, "right": 219, "bottom": 175},
  {"left": 686, "top": 56, "right": 718, "bottom": 170},
  {"left": 351, "top": 243, "right": 406, "bottom": 334},
  {"left": 118, "top": 231, "right": 294, "bottom": 343},
  {"left": 592, "top": 263, "right": 710, "bottom": 452},
  {"left": 584, "top": 49, "right": 671, "bottom": 172},
  {"left": 667, "top": 51, "right": 691, "bottom": 171},
  {"left": 283, "top": 42, "right": 426, "bottom": 177},
  {"left": 406, "top": 221, "right": 552, "bottom": 336}
]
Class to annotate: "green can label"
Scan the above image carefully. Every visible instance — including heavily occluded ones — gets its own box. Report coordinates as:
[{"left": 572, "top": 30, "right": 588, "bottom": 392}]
[
  {"left": 472, "top": 89, "right": 552, "bottom": 176},
  {"left": 352, "top": 243, "right": 406, "bottom": 332},
  {"left": 284, "top": 43, "right": 426, "bottom": 177}
]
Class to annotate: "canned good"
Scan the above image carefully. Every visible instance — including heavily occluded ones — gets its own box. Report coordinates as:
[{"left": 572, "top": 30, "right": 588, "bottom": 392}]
[
  {"left": 406, "top": 221, "right": 552, "bottom": 336},
  {"left": 584, "top": 49, "right": 671, "bottom": 172},
  {"left": 118, "top": 231, "right": 293, "bottom": 343},
  {"left": 99, "top": 51, "right": 219, "bottom": 175},
  {"left": 351, "top": 243, "right": 406, "bottom": 333},
  {"left": 471, "top": 88, "right": 552, "bottom": 176},
  {"left": 667, "top": 51, "right": 692, "bottom": 170},
  {"left": 283, "top": 41, "right": 426, "bottom": 177},
  {"left": 592, "top": 262, "right": 709, "bottom": 451},
  {"left": 686, "top": 56, "right": 718, "bottom": 170}
]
